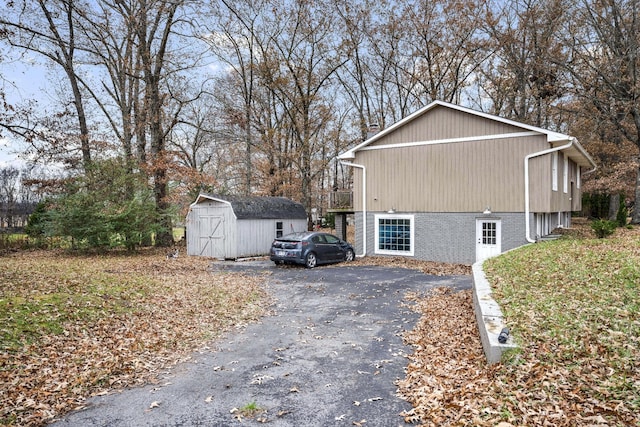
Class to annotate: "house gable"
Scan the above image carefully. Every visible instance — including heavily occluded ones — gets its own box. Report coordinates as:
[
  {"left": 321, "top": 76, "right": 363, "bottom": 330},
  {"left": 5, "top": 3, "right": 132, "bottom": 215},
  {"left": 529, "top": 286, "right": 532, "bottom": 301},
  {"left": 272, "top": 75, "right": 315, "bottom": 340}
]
[
  {"left": 365, "top": 105, "right": 527, "bottom": 149},
  {"left": 340, "top": 100, "right": 595, "bottom": 170}
]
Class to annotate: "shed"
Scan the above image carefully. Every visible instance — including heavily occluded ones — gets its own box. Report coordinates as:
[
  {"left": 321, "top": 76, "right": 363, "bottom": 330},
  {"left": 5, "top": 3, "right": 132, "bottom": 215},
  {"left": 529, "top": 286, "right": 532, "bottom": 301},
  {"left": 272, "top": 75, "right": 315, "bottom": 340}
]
[{"left": 186, "top": 194, "right": 308, "bottom": 259}]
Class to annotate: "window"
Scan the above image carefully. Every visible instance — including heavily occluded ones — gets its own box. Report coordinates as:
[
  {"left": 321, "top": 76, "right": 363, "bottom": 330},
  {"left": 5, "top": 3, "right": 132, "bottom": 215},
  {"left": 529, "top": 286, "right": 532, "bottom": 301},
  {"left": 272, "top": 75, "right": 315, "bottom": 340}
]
[
  {"left": 276, "top": 221, "right": 283, "bottom": 238},
  {"left": 324, "top": 234, "right": 339, "bottom": 244},
  {"left": 563, "top": 155, "right": 568, "bottom": 193},
  {"left": 481, "top": 221, "right": 497, "bottom": 245},
  {"left": 375, "top": 214, "right": 414, "bottom": 256},
  {"left": 552, "top": 152, "right": 558, "bottom": 191},
  {"left": 577, "top": 166, "right": 581, "bottom": 189}
]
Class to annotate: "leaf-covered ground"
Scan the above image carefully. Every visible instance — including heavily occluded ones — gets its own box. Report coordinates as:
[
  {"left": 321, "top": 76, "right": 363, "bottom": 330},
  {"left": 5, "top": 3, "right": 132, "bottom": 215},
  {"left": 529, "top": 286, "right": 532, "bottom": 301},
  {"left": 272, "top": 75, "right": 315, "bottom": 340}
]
[
  {"left": 350, "top": 256, "right": 472, "bottom": 276},
  {"left": 3, "top": 222, "right": 638, "bottom": 426},
  {"left": 397, "top": 221, "right": 640, "bottom": 426},
  {"left": 0, "top": 250, "right": 268, "bottom": 426}
]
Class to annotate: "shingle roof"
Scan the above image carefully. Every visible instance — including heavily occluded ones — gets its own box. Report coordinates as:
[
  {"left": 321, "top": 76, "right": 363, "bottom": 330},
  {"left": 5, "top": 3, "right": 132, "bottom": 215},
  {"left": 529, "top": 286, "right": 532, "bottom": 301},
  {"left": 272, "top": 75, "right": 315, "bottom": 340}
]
[{"left": 194, "top": 194, "right": 308, "bottom": 220}]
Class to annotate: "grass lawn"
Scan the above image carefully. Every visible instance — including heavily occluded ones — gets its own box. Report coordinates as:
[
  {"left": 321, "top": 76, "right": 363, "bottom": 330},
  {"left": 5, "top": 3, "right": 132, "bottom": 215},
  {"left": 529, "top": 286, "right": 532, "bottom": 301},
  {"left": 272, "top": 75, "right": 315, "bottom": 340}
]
[
  {"left": 0, "top": 249, "right": 268, "bottom": 426},
  {"left": 484, "top": 223, "right": 639, "bottom": 425},
  {"left": 398, "top": 220, "right": 640, "bottom": 426}
]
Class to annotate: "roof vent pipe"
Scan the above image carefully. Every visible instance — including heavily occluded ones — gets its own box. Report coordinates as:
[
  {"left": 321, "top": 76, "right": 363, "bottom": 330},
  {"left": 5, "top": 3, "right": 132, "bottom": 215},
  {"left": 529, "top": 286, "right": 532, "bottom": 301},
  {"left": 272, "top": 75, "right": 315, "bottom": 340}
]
[{"left": 366, "top": 123, "right": 380, "bottom": 140}]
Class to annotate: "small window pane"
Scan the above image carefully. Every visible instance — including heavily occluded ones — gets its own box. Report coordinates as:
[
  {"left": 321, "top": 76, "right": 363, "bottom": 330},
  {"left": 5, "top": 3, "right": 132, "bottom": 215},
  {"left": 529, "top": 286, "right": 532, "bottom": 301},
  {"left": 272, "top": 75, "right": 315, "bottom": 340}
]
[
  {"left": 482, "top": 222, "right": 497, "bottom": 245},
  {"left": 378, "top": 217, "right": 411, "bottom": 252}
]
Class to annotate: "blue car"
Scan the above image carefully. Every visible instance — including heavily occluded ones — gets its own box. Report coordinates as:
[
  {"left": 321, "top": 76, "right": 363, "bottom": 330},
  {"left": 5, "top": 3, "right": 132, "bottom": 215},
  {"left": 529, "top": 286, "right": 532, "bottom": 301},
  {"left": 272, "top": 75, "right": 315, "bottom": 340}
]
[{"left": 270, "top": 231, "right": 355, "bottom": 268}]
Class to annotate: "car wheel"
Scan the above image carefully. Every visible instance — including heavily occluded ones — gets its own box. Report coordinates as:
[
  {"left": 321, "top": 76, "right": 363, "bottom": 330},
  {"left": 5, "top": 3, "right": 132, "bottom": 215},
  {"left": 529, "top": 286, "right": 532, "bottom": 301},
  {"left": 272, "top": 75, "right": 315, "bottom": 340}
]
[
  {"left": 344, "top": 248, "right": 355, "bottom": 262},
  {"left": 305, "top": 252, "right": 317, "bottom": 268}
]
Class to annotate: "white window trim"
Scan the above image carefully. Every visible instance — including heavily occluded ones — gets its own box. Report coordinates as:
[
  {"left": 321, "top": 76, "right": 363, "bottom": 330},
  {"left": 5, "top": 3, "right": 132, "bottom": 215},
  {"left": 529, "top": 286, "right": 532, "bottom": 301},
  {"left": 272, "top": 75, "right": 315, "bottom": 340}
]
[
  {"left": 577, "top": 166, "right": 581, "bottom": 189},
  {"left": 563, "top": 155, "right": 569, "bottom": 193},
  {"left": 552, "top": 152, "right": 558, "bottom": 191},
  {"left": 374, "top": 214, "right": 415, "bottom": 256}
]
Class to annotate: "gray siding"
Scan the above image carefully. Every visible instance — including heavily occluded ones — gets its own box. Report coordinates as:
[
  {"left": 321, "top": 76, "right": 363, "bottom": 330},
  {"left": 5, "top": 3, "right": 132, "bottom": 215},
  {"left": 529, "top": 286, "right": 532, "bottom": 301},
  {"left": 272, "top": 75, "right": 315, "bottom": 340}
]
[
  {"left": 236, "top": 219, "right": 307, "bottom": 258},
  {"left": 355, "top": 211, "right": 529, "bottom": 265}
]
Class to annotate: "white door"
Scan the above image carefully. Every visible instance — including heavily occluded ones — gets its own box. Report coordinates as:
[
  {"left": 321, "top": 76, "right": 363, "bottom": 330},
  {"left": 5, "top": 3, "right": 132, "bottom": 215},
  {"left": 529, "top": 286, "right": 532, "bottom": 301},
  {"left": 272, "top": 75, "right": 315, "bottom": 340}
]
[
  {"left": 199, "top": 215, "right": 225, "bottom": 258},
  {"left": 476, "top": 219, "right": 501, "bottom": 262}
]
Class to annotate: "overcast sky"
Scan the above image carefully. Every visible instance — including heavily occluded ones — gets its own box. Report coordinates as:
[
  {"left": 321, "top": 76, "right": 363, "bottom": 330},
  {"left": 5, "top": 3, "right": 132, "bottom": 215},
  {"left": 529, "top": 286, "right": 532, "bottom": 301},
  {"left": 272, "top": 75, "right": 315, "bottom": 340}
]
[{"left": 2, "top": 51, "right": 51, "bottom": 168}]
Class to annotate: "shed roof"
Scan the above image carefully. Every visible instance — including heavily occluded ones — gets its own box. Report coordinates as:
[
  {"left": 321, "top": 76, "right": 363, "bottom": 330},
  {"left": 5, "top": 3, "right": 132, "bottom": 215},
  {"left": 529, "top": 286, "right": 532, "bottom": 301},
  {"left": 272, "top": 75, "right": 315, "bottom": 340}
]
[{"left": 192, "top": 194, "right": 308, "bottom": 220}]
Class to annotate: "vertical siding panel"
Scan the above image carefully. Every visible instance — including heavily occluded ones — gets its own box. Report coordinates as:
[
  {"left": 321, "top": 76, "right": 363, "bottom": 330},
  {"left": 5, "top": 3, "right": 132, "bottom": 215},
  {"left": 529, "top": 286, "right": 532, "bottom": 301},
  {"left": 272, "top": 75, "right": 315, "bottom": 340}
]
[
  {"left": 358, "top": 134, "right": 550, "bottom": 213},
  {"left": 225, "top": 208, "right": 236, "bottom": 258},
  {"left": 353, "top": 104, "right": 563, "bottom": 215},
  {"left": 372, "top": 106, "right": 525, "bottom": 147}
]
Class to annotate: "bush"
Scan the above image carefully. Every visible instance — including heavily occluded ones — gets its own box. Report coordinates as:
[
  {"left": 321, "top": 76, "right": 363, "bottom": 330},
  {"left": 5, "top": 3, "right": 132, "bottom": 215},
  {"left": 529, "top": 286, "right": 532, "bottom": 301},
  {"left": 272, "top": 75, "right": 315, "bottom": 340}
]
[
  {"left": 38, "top": 158, "right": 163, "bottom": 250},
  {"left": 591, "top": 219, "right": 617, "bottom": 238},
  {"left": 323, "top": 212, "right": 335, "bottom": 228},
  {"left": 582, "top": 193, "right": 610, "bottom": 219}
]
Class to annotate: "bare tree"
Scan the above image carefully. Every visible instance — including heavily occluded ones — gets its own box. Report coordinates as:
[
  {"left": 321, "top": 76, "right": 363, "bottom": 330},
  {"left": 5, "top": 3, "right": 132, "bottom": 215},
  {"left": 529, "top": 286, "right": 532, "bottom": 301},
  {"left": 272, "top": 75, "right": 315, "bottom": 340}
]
[
  {"left": 333, "top": 0, "right": 379, "bottom": 140},
  {"left": 204, "top": 0, "right": 266, "bottom": 195},
  {"left": 401, "top": 0, "right": 488, "bottom": 106},
  {"left": 1, "top": 0, "right": 93, "bottom": 170},
  {"left": 560, "top": 0, "right": 640, "bottom": 223},
  {"left": 0, "top": 167, "right": 20, "bottom": 228},
  {"left": 477, "top": 0, "right": 569, "bottom": 127},
  {"left": 264, "top": 0, "right": 348, "bottom": 224}
]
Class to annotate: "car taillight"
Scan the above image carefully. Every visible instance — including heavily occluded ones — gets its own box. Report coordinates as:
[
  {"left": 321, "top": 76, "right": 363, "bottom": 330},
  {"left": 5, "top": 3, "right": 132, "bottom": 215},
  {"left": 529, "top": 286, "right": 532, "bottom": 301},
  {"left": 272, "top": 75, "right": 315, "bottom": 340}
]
[{"left": 301, "top": 241, "right": 308, "bottom": 247}]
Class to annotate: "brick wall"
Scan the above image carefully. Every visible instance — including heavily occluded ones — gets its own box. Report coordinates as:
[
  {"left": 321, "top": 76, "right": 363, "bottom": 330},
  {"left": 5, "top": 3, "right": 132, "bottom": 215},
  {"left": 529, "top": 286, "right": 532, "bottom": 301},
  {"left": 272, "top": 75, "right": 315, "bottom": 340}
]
[{"left": 355, "top": 211, "right": 529, "bottom": 264}]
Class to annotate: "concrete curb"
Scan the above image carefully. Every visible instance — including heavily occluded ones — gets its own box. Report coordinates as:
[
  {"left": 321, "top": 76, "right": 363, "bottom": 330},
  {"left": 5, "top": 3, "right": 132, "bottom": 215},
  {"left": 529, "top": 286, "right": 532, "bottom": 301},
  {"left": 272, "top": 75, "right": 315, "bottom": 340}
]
[{"left": 472, "top": 259, "right": 518, "bottom": 364}]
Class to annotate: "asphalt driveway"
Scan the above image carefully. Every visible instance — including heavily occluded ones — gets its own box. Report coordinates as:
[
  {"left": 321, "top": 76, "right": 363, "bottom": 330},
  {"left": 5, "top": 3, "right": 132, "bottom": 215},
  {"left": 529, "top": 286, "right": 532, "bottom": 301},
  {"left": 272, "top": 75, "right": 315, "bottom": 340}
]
[{"left": 52, "top": 261, "right": 472, "bottom": 427}]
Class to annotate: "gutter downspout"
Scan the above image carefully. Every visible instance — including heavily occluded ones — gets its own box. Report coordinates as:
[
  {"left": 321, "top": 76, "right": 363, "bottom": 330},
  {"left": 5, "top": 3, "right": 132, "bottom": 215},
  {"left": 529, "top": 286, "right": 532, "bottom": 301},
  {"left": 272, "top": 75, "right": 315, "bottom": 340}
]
[
  {"left": 340, "top": 161, "right": 367, "bottom": 257},
  {"left": 524, "top": 138, "right": 596, "bottom": 243}
]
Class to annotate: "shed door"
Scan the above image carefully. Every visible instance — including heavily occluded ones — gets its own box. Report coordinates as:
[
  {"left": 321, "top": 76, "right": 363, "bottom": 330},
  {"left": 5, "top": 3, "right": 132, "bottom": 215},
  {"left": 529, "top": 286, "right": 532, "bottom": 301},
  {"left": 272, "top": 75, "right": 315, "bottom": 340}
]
[
  {"left": 200, "top": 215, "right": 225, "bottom": 258},
  {"left": 476, "top": 219, "right": 501, "bottom": 262}
]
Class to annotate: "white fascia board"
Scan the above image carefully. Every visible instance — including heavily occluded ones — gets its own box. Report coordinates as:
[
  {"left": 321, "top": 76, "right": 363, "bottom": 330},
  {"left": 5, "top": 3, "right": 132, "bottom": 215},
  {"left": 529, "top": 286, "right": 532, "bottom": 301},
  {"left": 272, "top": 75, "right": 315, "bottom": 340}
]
[
  {"left": 337, "top": 150, "right": 355, "bottom": 160},
  {"left": 436, "top": 101, "right": 573, "bottom": 142},
  {"left": 572, "top": 138, "right": 597, "bottom": 170},
  {"left": 191, "top": 193, "right": 233, "bottom": 208},
  {"left": 357, "top": 131, "right": 540, "bottom": 152},
  {"left": 337, "top": 101, "right": 441, "bottom": 159}
]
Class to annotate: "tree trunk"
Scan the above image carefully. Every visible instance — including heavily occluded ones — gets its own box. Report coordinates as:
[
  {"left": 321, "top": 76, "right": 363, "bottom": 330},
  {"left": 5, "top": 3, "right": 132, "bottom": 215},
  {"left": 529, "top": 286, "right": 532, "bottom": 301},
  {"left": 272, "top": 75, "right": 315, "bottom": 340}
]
[
  {"left": 632, "top": 166, "right": 640, "bottom": 224},
  {"left": 608, "top": 193, "right": 620, "bottom": 221}
]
